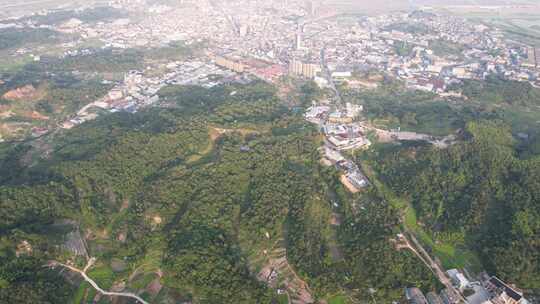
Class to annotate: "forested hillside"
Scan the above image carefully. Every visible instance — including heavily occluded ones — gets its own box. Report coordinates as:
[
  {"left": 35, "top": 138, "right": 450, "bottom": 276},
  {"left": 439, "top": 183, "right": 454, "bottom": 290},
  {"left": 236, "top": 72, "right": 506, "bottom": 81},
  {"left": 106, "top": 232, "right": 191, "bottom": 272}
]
[
  {"left": 373, "top": 121, "right": 540, "bottom": 289},
  {"left": 0, "top": 82, "right": 437, "bottom": 303}
]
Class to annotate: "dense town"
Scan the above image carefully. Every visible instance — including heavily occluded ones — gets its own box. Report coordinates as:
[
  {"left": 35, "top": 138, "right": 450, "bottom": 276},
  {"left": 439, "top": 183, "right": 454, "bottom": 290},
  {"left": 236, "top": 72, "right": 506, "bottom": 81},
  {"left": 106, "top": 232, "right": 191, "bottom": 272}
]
[
  {"left": 1, "top": 0, "right": 539, "bottom": 134},
  {"left": 0, "top": 1, "right": 538, "bottom": 303}
]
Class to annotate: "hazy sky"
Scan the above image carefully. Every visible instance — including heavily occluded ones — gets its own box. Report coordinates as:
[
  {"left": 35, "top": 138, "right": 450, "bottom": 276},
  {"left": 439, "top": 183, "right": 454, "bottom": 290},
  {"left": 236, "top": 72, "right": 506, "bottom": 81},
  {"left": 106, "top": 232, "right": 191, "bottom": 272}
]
[{"left": 0, "top": 0, "right": 537, "bottom": 18}]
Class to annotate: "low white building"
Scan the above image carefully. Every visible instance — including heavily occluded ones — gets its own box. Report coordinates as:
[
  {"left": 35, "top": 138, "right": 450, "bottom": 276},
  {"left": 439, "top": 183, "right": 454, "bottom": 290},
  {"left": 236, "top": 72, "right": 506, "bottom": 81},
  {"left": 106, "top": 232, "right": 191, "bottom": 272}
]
[
  {"left": 305, "top": 105, "right": 330, "bottom": 123},
  {"left": 447, "top": 269, "right": 470, "bottom": 291},
  {"left": 331, "top": 71, "right": 352, "bottom": 81}
]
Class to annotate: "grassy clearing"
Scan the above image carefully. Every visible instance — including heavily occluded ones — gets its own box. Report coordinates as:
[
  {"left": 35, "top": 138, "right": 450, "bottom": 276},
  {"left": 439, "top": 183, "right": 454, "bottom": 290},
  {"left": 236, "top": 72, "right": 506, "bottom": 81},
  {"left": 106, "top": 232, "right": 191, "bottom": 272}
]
[
  {"left": 72, "top": 282, "right": 90, "bottom": 304},
  {"left": 131, "top": 273, "right": 158, "bottom": 290},
  {"left": 501, "top": 105, "right": 540, "bottom": 137},
  {"left": 87, "top": 265, "right": 115, "bottom": 290},
  {"left": 277, "top": 293, "right": 289, "bottom": 304},
  {"left": 85, "top": 284, "right": 97, "bottom": 303},
  {"left": 327, "top": 294, "right": 348, "bottom": 304},
  {"left": 433, "top": 243, "right": 482, "bottom": 273},
  {"left": 0, "top": 54, "right": 33, "bottom": 74},
  {"left": 402, "top": 197, "right": 481, "bottom": 271},
  {"left": 137, "top": 239, "right": 165, "bottom": 274},
  {"left": 187, "top": 126, "right": 261, "bottom": 164},
  {"left": 186, "top": 127, "right": 216, "bottom": 164}
]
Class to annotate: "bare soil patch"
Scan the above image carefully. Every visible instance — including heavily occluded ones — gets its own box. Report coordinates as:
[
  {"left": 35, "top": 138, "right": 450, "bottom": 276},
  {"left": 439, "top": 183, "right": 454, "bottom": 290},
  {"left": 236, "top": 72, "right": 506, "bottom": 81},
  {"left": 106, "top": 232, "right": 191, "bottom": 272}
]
[{"left": 2, "top": 84, "right": 46, "bottom": 101}]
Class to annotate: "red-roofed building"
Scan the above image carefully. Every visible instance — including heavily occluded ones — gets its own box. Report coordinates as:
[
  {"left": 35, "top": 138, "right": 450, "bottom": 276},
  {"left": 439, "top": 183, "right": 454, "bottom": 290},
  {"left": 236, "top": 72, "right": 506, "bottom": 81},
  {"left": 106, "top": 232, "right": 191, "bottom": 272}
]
[{"left": 254, "top": 65, "right": 286, "bottom": 83}]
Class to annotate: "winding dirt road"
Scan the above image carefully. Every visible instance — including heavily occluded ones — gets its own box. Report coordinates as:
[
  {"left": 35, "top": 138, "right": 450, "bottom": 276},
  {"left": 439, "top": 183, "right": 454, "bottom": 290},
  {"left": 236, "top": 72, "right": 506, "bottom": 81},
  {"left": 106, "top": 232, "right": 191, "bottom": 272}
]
[{"left": 50, "top": 258, "right": 149, "bottom": 304}]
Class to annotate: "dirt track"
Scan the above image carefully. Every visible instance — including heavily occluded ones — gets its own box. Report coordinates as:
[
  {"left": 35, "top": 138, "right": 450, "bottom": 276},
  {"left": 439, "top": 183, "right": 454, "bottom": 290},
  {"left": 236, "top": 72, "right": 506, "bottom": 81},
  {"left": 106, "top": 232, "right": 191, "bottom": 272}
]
[{"left": 51, "top": 258, "right": 149, "bottom": 304}]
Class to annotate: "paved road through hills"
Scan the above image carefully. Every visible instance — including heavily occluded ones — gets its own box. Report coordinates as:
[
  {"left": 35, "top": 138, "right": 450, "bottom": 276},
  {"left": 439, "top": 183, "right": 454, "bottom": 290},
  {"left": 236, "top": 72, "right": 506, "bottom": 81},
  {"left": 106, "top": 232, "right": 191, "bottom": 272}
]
[{"left": 320, "top": 47, "right": 343, "bottom": 105}]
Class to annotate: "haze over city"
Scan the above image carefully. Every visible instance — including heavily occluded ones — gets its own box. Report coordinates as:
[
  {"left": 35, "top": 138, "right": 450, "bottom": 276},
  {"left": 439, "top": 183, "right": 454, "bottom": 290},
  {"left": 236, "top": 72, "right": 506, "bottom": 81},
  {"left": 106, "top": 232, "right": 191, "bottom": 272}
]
[{"left": 1, "top": 0, "right": 539, "bottom": 16}]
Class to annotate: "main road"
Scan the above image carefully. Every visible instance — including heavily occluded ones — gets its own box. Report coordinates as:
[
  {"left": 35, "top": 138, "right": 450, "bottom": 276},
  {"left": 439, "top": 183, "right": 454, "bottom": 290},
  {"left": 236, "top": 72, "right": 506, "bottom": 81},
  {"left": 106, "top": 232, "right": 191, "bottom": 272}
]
[
  {"left": 398, "top": 232, "right": 467, "bottom": 303},
  {"left": 320, "top": 47, "right": 343, "bottom": 105}
]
